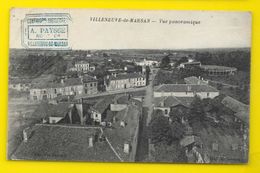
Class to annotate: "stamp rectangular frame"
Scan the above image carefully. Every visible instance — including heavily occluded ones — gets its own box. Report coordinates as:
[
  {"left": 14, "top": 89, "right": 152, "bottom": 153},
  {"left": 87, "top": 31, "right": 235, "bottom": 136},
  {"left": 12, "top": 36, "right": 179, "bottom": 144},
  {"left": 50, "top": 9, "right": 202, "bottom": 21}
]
[{"left": 1, "top": 0, "right": 260, "bottom": 173}]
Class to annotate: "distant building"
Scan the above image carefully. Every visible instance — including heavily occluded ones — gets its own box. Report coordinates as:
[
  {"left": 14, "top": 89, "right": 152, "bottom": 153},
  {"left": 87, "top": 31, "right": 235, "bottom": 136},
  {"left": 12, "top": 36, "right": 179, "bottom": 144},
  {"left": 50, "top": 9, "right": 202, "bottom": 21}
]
[
  {"left": 179, "top": 61, "right": 201, "bottom": 69},
  {"left": 29, "top": 78, "right": 84, "bottom": 101},
  {"left": 135, "top": 58, "right": 159, "bottom": 67},
  {"left": 82, "top": 75, "right": 98, "bottom": 95},
  {"left": 74, "top": 61, "right": 90, "bottom": 72},
  {"left": 105, "top": 73, "right": 146, "bottom": 91},
  {"left": 154, "top": 84, "right": 219, "bottom": 99},
  {"left": 9, "top": 78, "right": 31, "bottom": 92},
  {"left": 200, "top": 65, "right": 237, "bottom": 76}
]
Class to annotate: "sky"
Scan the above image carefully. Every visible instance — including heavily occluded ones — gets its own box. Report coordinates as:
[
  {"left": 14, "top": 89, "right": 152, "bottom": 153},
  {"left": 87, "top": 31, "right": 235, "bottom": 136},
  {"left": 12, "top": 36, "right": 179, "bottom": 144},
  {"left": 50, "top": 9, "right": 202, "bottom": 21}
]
[{"left": 10, "top": 8, "right": 252, "bottom": 50}]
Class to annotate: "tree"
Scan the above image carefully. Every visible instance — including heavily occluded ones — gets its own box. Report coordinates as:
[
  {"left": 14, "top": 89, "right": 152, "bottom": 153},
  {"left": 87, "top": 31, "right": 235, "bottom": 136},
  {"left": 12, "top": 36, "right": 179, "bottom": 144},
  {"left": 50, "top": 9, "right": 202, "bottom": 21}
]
[
  {"left": 145, "top": 66, "right": 151, "bottom": 85},
  {"left": 175, "top": 56, "right": 188, "bottom": 67},
  {"left": 149, "top": 110, "right": 171, "bottom": 144},
  {"left": 190, "top": 96, "right": 205, "bottom": 120},
  {"left": 152, "top": 141, "right": 187, "bottom": 163},
  {"left": 170, "top": 121, "right": 185, "bottom": 140},
  {"left": 169, "top": 106, "right": 190, "bottom": 123},
  {"left": 160, "top": 56, "right": 170, "bottom": 69}
]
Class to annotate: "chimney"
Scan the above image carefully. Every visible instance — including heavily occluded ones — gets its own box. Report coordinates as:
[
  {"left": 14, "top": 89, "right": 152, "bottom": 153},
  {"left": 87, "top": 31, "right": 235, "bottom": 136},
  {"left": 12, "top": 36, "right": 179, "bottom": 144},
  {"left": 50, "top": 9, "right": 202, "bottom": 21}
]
[
  {"left": 61, "top": 79, "right": 64, "bottom": 84},
  {"left": 89, "top": 136, "right": 93, "bottom": 147},
  {"left": 187, "top": 85, "right": 191, "bottom": 92},
  {"left": 212, "top": 142, "right": 218, "bottom": 151},
  {"left": 113, "top": 116, "right": 116, "bottom": 123},
  {"left": 23, "top": 127, "right": 30, "bottom": 142},
  {"left": 124, "top": 143, "right": 130, "bottom": 154},
  {"left": 120, "top": 121, "right": 126, "bottom": 127}
]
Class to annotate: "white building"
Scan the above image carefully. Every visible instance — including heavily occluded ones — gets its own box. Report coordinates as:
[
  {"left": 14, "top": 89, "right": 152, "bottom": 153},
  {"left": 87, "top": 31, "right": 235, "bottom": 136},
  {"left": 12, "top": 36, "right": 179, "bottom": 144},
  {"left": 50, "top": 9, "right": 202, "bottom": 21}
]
[
  {"left": 135, "top": 58, "right": 159, "bottom": 67},
  {"left": 30, "top": 78, "right": 84, "bottom": 101},
  {"left": 105, "top": 73, "right": 146, "bottom": 91},
  {"left": 154, "top": 84, "right": 219, "bottom": 99},
  {"left": 75, "top": 61, "right": 90, "bottom": 72}
]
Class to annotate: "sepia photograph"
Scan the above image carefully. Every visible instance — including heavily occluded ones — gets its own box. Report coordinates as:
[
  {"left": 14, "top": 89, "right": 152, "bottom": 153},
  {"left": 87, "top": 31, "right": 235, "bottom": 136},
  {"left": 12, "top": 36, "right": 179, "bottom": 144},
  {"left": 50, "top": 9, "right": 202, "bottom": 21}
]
[{"left": 8, "top": 9, "right": 251, "bottom": 164}]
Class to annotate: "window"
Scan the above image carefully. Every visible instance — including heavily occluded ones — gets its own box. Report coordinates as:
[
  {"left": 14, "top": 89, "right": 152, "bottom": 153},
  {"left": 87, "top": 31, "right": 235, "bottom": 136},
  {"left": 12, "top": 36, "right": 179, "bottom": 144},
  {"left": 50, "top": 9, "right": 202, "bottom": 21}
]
[
  {"left": 54, "top": 88, "right": 57, "bottom": 94},
  {"left": 90, "top": 83, "right": 93, "bottom": 87},
  {"left": 207, "top": 92, "right": 210, "bottom": 97},
  {"left": 165, "top": 109, "right": 168, "bottom": 115}
]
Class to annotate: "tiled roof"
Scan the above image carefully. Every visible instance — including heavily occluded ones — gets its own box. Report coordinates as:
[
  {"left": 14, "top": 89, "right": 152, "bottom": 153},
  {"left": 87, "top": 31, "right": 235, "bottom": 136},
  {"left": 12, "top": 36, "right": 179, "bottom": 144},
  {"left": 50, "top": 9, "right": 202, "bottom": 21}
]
[
  {"left": 221, "top": 96, "right": 249, "bottom": 124},
  {"left": 184, "top": 76, "right": 208, "bottom": 85},
  {"left": 181, "top": 61, "right": 201, "bottom": 65},
  {"left": 201, "top": 65, "right": 237, "bottom": 71},
  {"left": 155, "top": 84, "right": 218, "bottom": 93},
  {"left": 192, "top": 122, "right": 247, "bottom": 163},
  {"left": 32, "top": 78, "right": 83, "bottom": 89},
  {"left": 110, "top": 73, "right": 145, "bottom": 80},
  {"left": 11, "top": 124, "right": 120, "bottom": 161},
  {"left": 103, "top": 104, "right": 141, "bottom": 161},
  {"left": 82, "top": 75, "right": 97, "bottom": 83},
  {"left": 154, "top": 96, "right": 193, "bottom": 108},
  {"left": 93, "top": 96, "right": 116, "bottom": 114},
  {"left": 32, "top": 102, "right": 71, "bottom": 118}
]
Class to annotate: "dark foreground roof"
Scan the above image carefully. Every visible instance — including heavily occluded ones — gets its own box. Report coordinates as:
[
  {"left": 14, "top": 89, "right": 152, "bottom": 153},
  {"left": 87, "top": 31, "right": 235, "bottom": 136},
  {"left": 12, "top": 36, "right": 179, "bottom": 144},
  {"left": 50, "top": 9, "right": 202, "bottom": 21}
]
[
  {"left": 104, "top": 104, "right": 141, "bottom": 162},
  {"left": 11, "top": 124, "right": 120, "bottom": 162}
]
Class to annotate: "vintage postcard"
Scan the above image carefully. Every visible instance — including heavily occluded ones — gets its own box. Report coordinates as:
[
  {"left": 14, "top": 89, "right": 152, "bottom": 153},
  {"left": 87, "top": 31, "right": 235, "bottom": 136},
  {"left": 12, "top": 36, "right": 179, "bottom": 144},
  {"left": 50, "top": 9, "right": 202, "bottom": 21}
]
[{"left": 8, "top": 8, "right": 251, "bottom": 164}]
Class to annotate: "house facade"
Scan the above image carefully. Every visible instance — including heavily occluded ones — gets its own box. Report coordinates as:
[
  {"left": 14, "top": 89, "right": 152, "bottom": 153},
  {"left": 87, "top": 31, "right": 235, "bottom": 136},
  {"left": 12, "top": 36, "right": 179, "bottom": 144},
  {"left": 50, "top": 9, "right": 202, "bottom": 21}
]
[
  {"left": 29, "top": 78, "right": 84, "bottom": 101},
  {"left": 105, "top": 73, "right": 146, "bottom": 91},
  {"left": 82, "top": 75, "right": 98, "bottom": 95}
]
